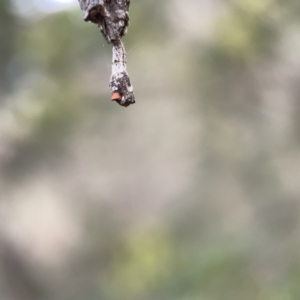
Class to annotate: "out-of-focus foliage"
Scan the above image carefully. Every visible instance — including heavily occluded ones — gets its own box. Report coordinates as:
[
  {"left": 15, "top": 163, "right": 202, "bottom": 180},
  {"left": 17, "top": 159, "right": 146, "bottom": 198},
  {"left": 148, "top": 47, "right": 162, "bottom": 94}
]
[{"left": 1, "top": 0, "right": 300, "bottom": 299}]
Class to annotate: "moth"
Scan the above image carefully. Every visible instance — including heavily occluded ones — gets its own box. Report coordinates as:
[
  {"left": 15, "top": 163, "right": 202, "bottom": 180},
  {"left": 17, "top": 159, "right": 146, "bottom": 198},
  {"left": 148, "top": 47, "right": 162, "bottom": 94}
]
[{"left": 78, "top": 0, "right": 135, "bottom": 107}]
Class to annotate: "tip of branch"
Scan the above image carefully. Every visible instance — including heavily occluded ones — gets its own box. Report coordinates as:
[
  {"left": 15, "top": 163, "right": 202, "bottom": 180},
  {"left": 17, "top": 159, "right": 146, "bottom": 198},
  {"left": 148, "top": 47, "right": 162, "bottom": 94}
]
[
  {"left": 111, "top": 92, "right": 122, "bottom": 101},
  {"left": 111, "top": 92, "right": 135, "bottom": 107}
]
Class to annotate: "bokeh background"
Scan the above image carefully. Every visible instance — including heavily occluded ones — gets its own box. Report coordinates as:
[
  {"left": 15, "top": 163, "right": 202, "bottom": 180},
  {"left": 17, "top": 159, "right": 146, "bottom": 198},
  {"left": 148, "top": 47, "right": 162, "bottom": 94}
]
[{"left": 1, "top": 0, "right": 300, "bottom": 299}]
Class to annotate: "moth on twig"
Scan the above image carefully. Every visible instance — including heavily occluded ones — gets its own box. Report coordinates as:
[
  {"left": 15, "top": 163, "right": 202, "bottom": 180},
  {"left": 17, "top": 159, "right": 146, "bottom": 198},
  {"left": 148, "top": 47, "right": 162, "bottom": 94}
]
[{"left": 78, "top": 0, "right": 135, "bottom": 107}]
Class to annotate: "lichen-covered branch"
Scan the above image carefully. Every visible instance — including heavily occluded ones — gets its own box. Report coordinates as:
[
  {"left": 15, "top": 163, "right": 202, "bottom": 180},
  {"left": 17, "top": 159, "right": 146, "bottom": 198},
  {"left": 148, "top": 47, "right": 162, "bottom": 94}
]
[
  {"left": 78, "top": 0, "right": 135, "bottom": 107},
  {"left": 110, "top": 40, "right": 134, "bottom": 106}
]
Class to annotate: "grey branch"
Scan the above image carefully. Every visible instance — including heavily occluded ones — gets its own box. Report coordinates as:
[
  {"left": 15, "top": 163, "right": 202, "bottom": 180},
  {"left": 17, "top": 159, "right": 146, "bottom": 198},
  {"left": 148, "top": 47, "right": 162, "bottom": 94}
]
[{"left": 78, "top": 0, "right": 135, "bottom": 107}]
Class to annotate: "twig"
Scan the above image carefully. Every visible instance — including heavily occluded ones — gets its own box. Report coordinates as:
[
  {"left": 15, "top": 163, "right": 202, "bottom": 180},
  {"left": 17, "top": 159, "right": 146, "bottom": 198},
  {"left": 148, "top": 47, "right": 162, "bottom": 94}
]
[{"left": 78, "top": 0, "right": 135, "bottom": 107}]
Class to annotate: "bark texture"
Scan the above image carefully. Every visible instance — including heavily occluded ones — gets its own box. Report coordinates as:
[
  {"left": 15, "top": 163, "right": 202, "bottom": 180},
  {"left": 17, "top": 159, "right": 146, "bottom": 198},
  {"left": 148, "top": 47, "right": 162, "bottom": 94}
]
[{"left": 78, "top": 0, "right": 135, "bottom": 107}]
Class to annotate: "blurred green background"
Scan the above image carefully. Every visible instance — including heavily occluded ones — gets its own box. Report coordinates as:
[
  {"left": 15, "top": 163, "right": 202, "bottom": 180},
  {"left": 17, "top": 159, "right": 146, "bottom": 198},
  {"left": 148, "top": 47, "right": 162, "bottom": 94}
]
[{"left": 1, "top": 0, "right": 300, "bottom": 299}]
